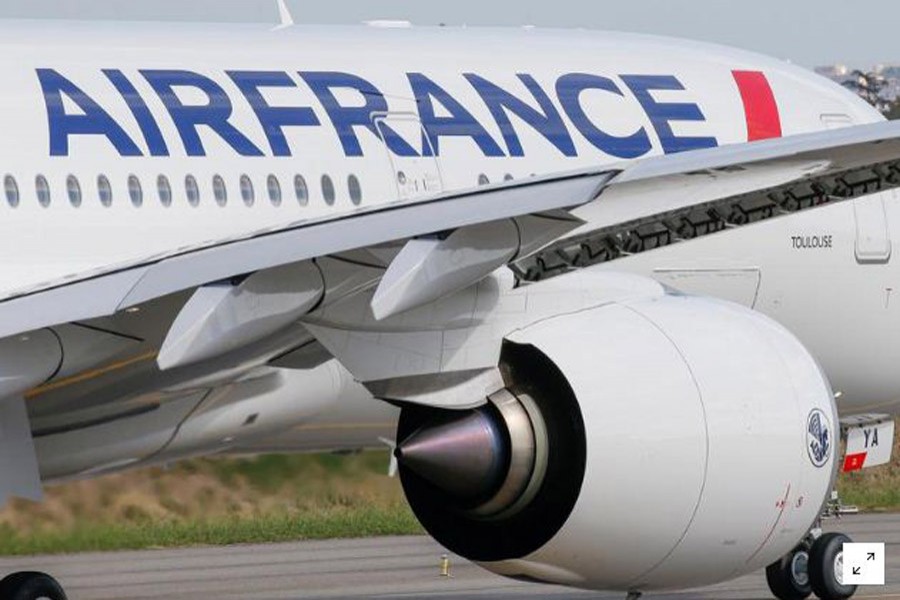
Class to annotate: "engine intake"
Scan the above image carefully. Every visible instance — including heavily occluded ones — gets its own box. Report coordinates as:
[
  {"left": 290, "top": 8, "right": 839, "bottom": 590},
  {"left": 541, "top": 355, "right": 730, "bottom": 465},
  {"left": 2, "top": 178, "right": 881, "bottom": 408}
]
[{"left": 397, "top": 340, "right": 586, "bottom": 562}]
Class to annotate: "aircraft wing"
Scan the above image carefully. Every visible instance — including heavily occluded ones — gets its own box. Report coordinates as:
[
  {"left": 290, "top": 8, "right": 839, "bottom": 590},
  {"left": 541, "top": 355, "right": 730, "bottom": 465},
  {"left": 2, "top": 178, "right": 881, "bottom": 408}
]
[
  {"left": 0, "top": 120, "right": 897, "bottom": 348},
  {"left": 0, "top": 169, "right": 610, "bottom": 341},
  {"left": 1, "top": 119, "right": 900, "bottom": 505}
]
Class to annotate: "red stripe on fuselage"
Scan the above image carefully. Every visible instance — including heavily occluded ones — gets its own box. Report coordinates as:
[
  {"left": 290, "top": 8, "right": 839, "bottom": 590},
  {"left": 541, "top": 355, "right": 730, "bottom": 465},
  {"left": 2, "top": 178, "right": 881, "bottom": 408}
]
[{"left": 732, "top": 70, "right": 783, "bottom": 141}]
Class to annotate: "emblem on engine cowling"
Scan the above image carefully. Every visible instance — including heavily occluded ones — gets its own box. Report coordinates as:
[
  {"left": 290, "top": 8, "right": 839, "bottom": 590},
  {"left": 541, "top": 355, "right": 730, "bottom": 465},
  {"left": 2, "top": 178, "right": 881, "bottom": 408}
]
[{"left": 806, "top": 409, "right": 831, "bottom": 468}]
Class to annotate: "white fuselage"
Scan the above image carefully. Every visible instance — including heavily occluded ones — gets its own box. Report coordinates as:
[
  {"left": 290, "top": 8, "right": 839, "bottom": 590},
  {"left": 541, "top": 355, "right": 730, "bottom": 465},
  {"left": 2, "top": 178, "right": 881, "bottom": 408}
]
[
  {"left": 0, "top": 21, "right": 877, "bottom": 293},
  {"left": 1, "top": 21, "right": 896, "bottom": 479}
]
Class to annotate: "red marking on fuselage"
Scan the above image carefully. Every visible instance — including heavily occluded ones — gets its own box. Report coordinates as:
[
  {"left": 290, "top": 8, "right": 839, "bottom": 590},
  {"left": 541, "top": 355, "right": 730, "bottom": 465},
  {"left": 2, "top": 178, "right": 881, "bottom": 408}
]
[
  {"left": 843, "top": 452, "right": 867, "bottom": 472},
  {"left": 733, "top": 70, "right": 783, "bottom": 141},
  {"left": 746, "top": 483, "right": 791, "bottom": 564}
]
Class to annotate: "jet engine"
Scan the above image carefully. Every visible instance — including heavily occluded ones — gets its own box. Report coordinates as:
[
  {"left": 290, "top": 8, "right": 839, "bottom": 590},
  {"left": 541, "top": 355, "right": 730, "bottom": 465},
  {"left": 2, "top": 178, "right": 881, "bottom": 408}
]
[{"left": 395, "top": 292, "right": 837, "bottom": 591}]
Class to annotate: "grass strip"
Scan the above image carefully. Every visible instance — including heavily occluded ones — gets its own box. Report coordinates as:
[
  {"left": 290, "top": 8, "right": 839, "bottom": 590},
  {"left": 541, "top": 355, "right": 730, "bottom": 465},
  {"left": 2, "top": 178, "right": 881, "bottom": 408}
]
[
  {"left": 0, "top": 504, "right": 423, "bottom": 556},
  {"left": 838, "top": 479, "right": 900, "bottom": 511}
]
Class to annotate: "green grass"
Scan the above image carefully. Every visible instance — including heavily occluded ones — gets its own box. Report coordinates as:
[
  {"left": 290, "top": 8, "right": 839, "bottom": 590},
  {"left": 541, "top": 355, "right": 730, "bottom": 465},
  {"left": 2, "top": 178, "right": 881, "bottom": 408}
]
[
  {"left": 838, "top": 472, "right": 900, "bottom": 511},
  {"left": 0, "top": 451, "right": 422, "bottom": 556},
  {"left": 834, "top": 436, "right": 900, "bottom": 511},
  {"left": 1, "top": 446, "right": 897, "bottom": 557},
  {"left": 205, "top": 452, "right": 390, "bottom": 493},
  {"left": 0, "top": 503, "right": 422, "bottom": 556}
]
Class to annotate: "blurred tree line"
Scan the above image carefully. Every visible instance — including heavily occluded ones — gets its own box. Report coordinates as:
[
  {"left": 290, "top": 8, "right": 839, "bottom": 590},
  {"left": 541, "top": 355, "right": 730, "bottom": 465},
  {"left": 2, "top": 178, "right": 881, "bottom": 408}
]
[
  {"left": 841, "top": 69, "right": 900, "bottom": 119},
  {"left": 888, "top": 102, "right": 900, "bottom": 120}
]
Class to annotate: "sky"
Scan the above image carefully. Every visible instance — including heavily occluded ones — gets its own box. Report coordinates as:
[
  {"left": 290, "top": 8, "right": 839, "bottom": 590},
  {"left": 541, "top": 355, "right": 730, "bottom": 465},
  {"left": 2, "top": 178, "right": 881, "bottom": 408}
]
[{"left": 0, "top": 0, "right": 897, "bottom": 68}]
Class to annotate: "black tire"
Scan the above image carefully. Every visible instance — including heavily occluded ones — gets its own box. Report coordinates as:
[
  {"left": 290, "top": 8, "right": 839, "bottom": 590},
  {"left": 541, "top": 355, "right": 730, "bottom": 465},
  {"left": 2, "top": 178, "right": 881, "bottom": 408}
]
[
  {"left": 766, "top": 546, "right": 812, "bottom": 600},
  {"left": 809, "top": 533, "right": 858, "bottom": 600},
  {"left": 0, "top": 571, "right": 67, "bottom": 600}
]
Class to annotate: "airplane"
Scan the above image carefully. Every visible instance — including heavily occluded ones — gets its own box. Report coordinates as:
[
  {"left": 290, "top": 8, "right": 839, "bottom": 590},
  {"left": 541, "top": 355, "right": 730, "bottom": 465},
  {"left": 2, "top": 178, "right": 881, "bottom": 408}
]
[{"left": 0, "top": 9, "right": 897, "bottom": 600}]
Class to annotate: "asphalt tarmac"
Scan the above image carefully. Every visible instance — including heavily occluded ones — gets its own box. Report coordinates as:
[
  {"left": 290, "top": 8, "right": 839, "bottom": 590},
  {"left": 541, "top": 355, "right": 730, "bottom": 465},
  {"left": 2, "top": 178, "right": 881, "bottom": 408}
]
[{"left": 1, "top": 514, "right": 899, "bottom": 600}]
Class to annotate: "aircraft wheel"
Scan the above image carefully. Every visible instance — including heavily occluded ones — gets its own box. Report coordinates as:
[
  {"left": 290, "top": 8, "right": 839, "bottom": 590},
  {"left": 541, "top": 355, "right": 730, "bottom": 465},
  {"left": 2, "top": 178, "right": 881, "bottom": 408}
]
[
  {"left": 0, "top": 571, "right": 68, "bottom": 600},
  {"left": 809, "top": 533, "right": 857, "bottom": 600},
  {"left": 766, "top": 544, "right": 812, "bottom": 600}
]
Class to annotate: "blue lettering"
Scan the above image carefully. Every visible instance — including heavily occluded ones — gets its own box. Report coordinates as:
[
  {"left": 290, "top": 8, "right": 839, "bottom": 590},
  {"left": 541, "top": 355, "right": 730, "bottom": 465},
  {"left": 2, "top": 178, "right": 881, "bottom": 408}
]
[
  {"left": 408, "top": 73, "right": 505, "bottom": 158},
  {"left": 300, "top": 72, "right": 417, "bottom": 157},
  {"left": 103, "top": 69, "right": 169, "bottom": 157},
  {"left": 621, "top": 75, "right": 718, "bottom": 153},
  {"left": 556, "top": 73, "right": 651, "bottom": 159},
  {"left": 465, "top": 73, "right": 576, "bottom": 157},
  {"left": 38, "top": 68, "right": 142, "bottom": 157},
  {"left": 228, "top": 71, "right": 319, "bottom": 157},
  {"left": 141, "top": 70, "right": 263, "bottom": 157}
]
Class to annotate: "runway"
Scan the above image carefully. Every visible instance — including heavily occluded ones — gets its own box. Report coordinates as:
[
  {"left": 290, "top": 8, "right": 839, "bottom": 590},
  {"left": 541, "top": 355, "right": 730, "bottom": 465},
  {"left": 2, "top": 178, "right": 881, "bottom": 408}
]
[{"left": 1, "top": 514, "right": 899, "bottom": 600}]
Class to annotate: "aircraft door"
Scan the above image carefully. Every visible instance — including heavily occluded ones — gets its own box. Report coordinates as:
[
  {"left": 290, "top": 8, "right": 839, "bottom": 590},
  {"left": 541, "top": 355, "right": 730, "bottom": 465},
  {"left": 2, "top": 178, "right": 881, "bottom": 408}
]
[
  {"left": 373, "top": 112, "right": 444, "bottom": 201},
  {"left": 822, "top": 113, "right": 892, "bottom": 264},
  {"left": 854, "top": 192, "right": 893, "bottom": 264}
]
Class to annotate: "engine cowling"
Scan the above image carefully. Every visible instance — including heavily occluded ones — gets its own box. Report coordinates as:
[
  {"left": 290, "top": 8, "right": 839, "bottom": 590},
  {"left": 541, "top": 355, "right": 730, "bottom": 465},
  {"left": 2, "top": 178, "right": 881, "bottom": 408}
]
[{"left": 396, "top": 291, "right": 837, "bottom": 591}]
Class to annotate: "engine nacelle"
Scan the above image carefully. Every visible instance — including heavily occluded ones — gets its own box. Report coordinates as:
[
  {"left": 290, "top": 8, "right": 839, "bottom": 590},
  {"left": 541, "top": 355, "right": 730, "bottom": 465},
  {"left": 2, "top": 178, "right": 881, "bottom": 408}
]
[{"left": 396, "top": 290, "right": 837, "bottom": 591}]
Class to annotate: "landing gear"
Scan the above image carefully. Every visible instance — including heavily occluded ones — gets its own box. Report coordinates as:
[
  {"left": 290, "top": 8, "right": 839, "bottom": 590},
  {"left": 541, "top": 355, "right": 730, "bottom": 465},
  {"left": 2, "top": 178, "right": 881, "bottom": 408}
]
[
  {"left": 808, "top": 533, "right": 857, "bottom": 600},
  {"left": 0, "top": 571, "right": 67, "bottom": 600},
  {"left": 766, "top": 532, "right": 858, "bottom": 600},
  {"left": 766, "top": 543, "right": 812, "bottom": 600}
]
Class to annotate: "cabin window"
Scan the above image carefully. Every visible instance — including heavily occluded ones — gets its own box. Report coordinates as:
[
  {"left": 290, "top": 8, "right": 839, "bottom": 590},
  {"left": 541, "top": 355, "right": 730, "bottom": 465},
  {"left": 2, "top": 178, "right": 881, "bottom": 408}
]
[
  {"left": 4, "top": 176, "right": 18, "bottom": 208},
  {"left": 67, "top": 175, "right": 82, "bottom": 207},
  {"left": 128, "top": 175, "right": 143, "bottom": 207},
  {"left": 504, "top": 173, "right": 514, "bottom": 182},
  {"left": 294, "top": 175, "right": 309, "bottom": 206},
  {"left": 267, "top": 175, "right": 282, "bottom": 206},
  {"left": 240, "top": 175, "right": 254, "bottom": 207},
  {"left": 213, "top": 175, "right": 227, "bottom": 207},
  {"left": 185, "top": 175, "right": 200, "bottom": 207},
  {"left": 36, "top": 175, "right": 50, "bottom": 207},
  {"left": 478, "top": 174, "right": 490, "bottom": 186},
  {"left": 322, "top": 175, "right": 335, "bottom": 206},
  {"left": 157, "top": 175, "right": 172, "bottom": 207},
  {"left": 97, "top": 175, "right": 113, "bottom": 207},
  {"left": 348, "top": 175, "right": 362, "bottom": 205}
]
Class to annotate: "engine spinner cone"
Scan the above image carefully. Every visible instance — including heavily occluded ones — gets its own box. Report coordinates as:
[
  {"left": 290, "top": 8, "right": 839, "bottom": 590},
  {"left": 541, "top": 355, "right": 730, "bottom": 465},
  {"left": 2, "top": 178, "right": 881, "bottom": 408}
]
[{"left": 395, "top": 408, "right": 509, "bottom": 502}]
